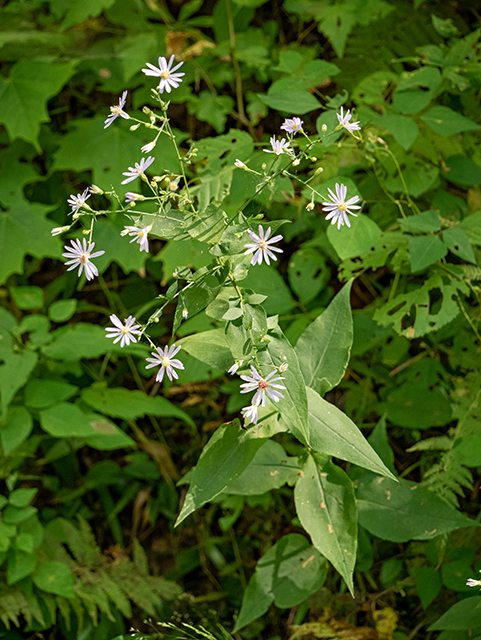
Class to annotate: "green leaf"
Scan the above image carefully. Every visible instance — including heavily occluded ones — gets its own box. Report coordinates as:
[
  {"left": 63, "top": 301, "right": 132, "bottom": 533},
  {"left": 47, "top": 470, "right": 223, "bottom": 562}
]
[
  {"left": 15, "top": 533, "right": 34, "bottom": 554},
  {"left": 3, "top": 505, "right": 37, "bottom": 524},
  {"left": 241, "top": 264, "right": 296, "bottom": 315},
  {"left": 357, "top": 476, "right": 476, "bottom": 542},
  {"left": 421, "top": 106, "right": 481, "bottom": 135},
  {"left": 48, "top": 299, "right": 78, "bottom": 323},
  {"left": 0, "top": 199, "right": 60, "bottom": 285},
  {"left": 83, "top": 417, "right": 135, "bottom": 450},
  {"left": 1, "top": 406, "right": 32, "bottom": 456},
  {"left": 383, "top": 114, "right": 419, "bottom": 150},
  {"left": 223, "top": 440, "right": 300, "bottom": 495},
  {"left": 445, "top": 155, "right": 481, "bottom": 186},
  {"left": 7, "top": 550, "right": 37, "bottom": 585},
  {"left": 460, "top": 212, "right": 481, "bottom": 246},
  {"left": 24, "top": 379, "right": 78, "bottom": 410},
  {"left": 81, "top": 383, "right": 195, "bottom": 427},
  {"left": 409, "top": 235, "right": 448, "bottom": 272},
  {"left": 39, "top": 403, "right": 98, "bottom": 438},
  {"left": 257, "top": 90, "right": 321, "bottom": 115},
  {"left": 33, "top": 561, "right": 74, "bottom": 598},
  {"left": 0, "top": 60, "right": 77, "bottom": 148},
  {"left": 443, "top": 228, "right": 476, "bottom": 264},
  {"left": 0, "top": 350, "right": 38, "bottom": 419},
  {"left": 296, "top": 280, "right": 353, "bottom": 395},
  {"left": 9, "top": 286, "right": 43, "bottom": 310},
  {"left": 454, "top": 435, "right": 481, "bottom": 467},
  {"left": 415, "top": 567, "right": 442, "bottom": 609},
  {"left": 307, "top": 388, "right": 394, "bottom": 478},
  {"left": 9, "top": 488, "right": 37, "bottom": 508},
  {"left": 295, "top": 454, "right": 357, "bottom": 594},
  {"left": 234, "top": 534, "right": 327, "bottom": 632},
  {"left": 175, "top": 423, "right": 266, "bottom": 526},
  {"left": 400, "top": 210, "right": 440, "bottom": 232},
  {"left": 179, "top": 328, "right": 233, "bottom": 371},
  {"left": 327, "top": 215, "right": 381, "bottom": 260},
  {"left": 392, "top": 67, "right": 442, "bottom": 114},
  {"left": 431, "top": 14, "right": 458, "bottom": 37},
  {"left": 368, "top": 416, "right": 396, "bottom": 476},
  {"left": 288, "top": 248, "right": 330, "bottom": 304},
  {"left": 428, "top": 597, "right": 481, "bottom": 631},
  {"left": 189, "top": 91, "right": 235, "bottom": 133},
  {"left": 61, "top": 0, "right": 116, "bottom": 30},
  {"left": 92, "top": 215, "right": 148, "bottom": 275}
]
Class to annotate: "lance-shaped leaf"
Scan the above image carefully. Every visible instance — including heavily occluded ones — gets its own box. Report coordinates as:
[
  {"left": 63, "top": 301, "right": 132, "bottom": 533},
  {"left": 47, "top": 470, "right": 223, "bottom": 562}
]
[
  {"left": 175, "top": 422, "right": 266, "bottom": 526},
  {"left": 261, "top": 327, "right": 309, "bottom": 445},
  {"left": 307, "top": 387, "right": 395, "bottom": 478},
  {"left": 296, "top": 280, "right": 353, "bottom": 395},
  {"left": 294, "top": 454, "right": 357, "bottom": 595}
]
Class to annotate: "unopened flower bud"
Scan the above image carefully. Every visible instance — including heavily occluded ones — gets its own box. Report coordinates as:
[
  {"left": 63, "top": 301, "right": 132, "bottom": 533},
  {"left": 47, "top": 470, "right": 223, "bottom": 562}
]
[
  {"left": 306, "top": 202, "right": 315, "bottom": 211},
  {"left": 51, "top": 225, "right": 70, "bottom": 236},
  {"left": 143, "top": 106, "right": 153, "bottom": 115},
  {"left": 292, "top": 158, "right": 300, "bottom": 166},
  {"left": 234, "top": 159, "right": 247, "bottom": 170},
  {"left": 322, "top": 124, "right": 328, "bottom": 132},
  {"left": 182, "top": 309, "right": 188, "bottom": 319},
  {"left": 141, "top": 141, "right": 156, "bottom": 153},
  {"left": 82, "top": 229, "right": 90, "bottom": 235},
  {"left": 89, "top": 184, "right": 103, "bottom": 195},
  {"left": 311, "top": 157, "right": 318, "bottom": 162},
  {"left": 130, "top": 124, "right": 140, "bottom": 131},
  {"left": 314, "top": 167, "right": 324, "bottom": 175}
]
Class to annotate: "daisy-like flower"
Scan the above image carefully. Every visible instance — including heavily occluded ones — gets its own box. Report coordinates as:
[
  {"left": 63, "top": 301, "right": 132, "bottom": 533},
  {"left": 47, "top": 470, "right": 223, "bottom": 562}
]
[
  {"left": 278, "top": 362, "right": 289, "bottom": 373},
  {"left": 145, "top": 344, "right": 184, "bottom": 383},
  {"left": 121, "top": 224, "right": 152, "bottom": 253},
  {"left": 322, "top": 183, "right": 362, "bottom": 229},
  {"left": 125, "top": 192, "right": 143, "bottom": 203},
  {"left": 240, "top": 366, "right": 286, "bottom": 407},
  {"left": 241, "top": 404, "right": 259, "bottom": 426},
  {"left": 244, "top": 225, "right": 283, "bottom": 266},
  {"left": 264, "top": 136, "right": 292, "bottom": 155},
  {"left": 105, "top": 314, "right": 142, "bottom": 348},
  {"left": 281, "top": 117, "right": 303, "bottom": 135},
  {"left": 121, "top": 156, "right": 155, "bottom": 185},
  {"left": 62, "top": 238, "right": 105, "bottom": 281},
  {"left": 67, "top": 189, "right": 90, "bottom": 215},
  {"left": 142, "top": 55, "right": 185, "bottom": 94},
  {"left": 104, "top": 91, "right": 129, "bottom": 129},
  {"left": 89, "top": 184, "right": 103, "bottom": 195},
  {"left": 467, "top": 578, "right": 481, "bottom": 587},
  {"left": 337, "top": 107, "right": 361, "bottom": 134}
]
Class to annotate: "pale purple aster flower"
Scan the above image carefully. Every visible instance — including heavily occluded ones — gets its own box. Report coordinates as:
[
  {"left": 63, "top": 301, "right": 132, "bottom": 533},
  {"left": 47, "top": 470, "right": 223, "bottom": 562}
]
[
  {"left": 104, "top": 91, "right": 129, "bottom": 129},
  {"left": 244, "top": 225, "right": 283, "bottom": 266},
  {"left": 281, "top": 117, "right": 303, "bottom": 135},
  {"left": 467, "top": 577, "right": 481, "bottom": 588},
  {"left": 105, "top": 314, "right": 142, "bottom": 347},
  {"left": 322, "top": 183, "right": 361, "bottom": 229},
  {"left": 142, "top": 55, "right": 185, "bottom": 94},
  {"left": 240, "top": 366, "right": 286, "bottom": 407},
  {"left": 241, "top": 404, "right": 259, "bottom": 426},
  {"left": 278, "top": 362, "right": 288, "bottom": 373},
  {"left": 67, "top": 189, "right": 90, "bottom": 215},
  {"left": 62, "top": 238, "right": 105, "bottom": 281},
  {"left": 264, "top": 136, "right": 292, "bottom": 155},
  {"left": 145, "top": 344, "right": 184, "bottom": 383},
  {"left": 125, "top": 192, "right": 142, "bottom": 203},
  {"left": 121, "top": 224, "right": 151, "bottom": 252},
  {"left": 141, "top": 141, "right": 156, "bottom": 154},
  {"left": 337, "top": 107, "right": 361, "bottom": 134},
  {"left": 121, "top": 156, "right": 155, "bottom": 185},
  {"left": 89, "top": 184, "right": 103, "bottom": 195},
  {"left": 228, "top": 363, "right": 239, "bottom": 375}
]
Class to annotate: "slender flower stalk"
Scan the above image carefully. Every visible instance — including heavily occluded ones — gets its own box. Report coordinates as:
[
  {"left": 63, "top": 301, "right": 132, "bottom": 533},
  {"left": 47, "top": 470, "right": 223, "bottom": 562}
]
[
  {"left": 240, "top": 366, "right": 286, "bottom": 407},
  {"left": 121, "top": 223, "right": 152, "bottom": 252},
  {"left": 264, "top": 136, "right": 292, "bottom": 155},
  {"left": 281, "top": 117, "right": 303, "bottom": 135},
  {"left": 337, "top": 107, "right": 361, "bottom": 134},
  {"left": 67, "top": 189, "right": 90, "bottom": 215},
  {"left": 142, "top": 55, "right": 185, "bottom": 93},
  {"left": 121, "top": 157, "right": 155, "bottom": 185},
  {"left": 105, "top": 314, "right": 142, "bottom": 347},
  {"left": 322, "top": 183, "right": 361, "bottom": 229},
  {"left": 244, "top": 226, "right": 283, "bottom": 266},
  {"left": 145, "top": 344, "right": 184, "bottom": 383},
  {"left": 104, "top": 91, "right": 129, "bottom": 128},
  {"left": 62, "top": 238, "right": 105, "bottom": 281}
]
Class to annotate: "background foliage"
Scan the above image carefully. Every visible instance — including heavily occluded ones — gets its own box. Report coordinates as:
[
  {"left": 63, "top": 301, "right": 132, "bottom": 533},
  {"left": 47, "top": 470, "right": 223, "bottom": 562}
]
[{"left": 1, "top": 0, "right": 481, "bottom": 639}]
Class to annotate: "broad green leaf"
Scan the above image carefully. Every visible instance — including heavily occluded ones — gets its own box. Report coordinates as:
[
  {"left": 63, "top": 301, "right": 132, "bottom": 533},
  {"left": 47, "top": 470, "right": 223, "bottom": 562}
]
[
  {"left": 7, "top": 550, "right": 37, "bottom": 585},
  {"left": 368, "top": 416, "right": 396, "bottom": 476},
  {"left": 39, "top": 403, "right": 98, "bottom": 438},
  {"left": 0, "top": 141, "right": 41, "bottom": 206},
  {"left": 460, "top": 212, "right": 481, "bottom": 246},
  {"left": 61, "top": 0, "right": 116, "bottom": 30},
  {"left": 385, "top": 382, "right": 452, "bottom": 429},
  {"left": 0, "top": 60, "right": 77, "bottom": 149},
  {"left": 1, "top": 406, "right": 33, "bottom": 456},
  {"left": 409, "top": 235, "right": 447, "bottom": 272},
  {"left": 357, "top": 476, "right": 476, "bottom": 542},
  {"left": 443, "top": 228, "right": 476, "bottom": 263},
  {"left": 175, "top": 423, "right": 266, "bottom": 525},
  {"left": 295, "top": 454, "right": 357, "bottom": 594},
  {"left": 431, "top": 14, "right": 458, "bottom": 37},
  {"left": 428, "top": 597, "right": 481, "bottom": 631},
  {"left": 288, "top": 248, "right": 330, "bottom": 304},
  {"left": 48, "top": 299, "right": 77, "bottom": 323},
  {"left": 296, "top": 280, "right": 353, "bottom": 395},
  {"left": 81, "top": 383, "right": 195, "bottom": 427},
  {"left": 383, "top": 114, "right": 419, "bottom": 150},
  {"left": 33, "top": 561, "right": 74, "bottom": 598},
  {"left": 180, "top": 329, "right": 233, "bottom": 371},
  {"left": 327, "top": 215, "right": 381, "bottom": 261},
  {"left": 392, "top": 67, "right": 442, "bottom": 114},
  {"left": 234, "top": 534, "right": 327, "bottom": 632},
  {"left": 9, "top": 489, "right": 37, "bottom": 508},
  {"left": 93, "top": 215, "right": 148, "bottom": 275},
  {"left": 223, "top": 440, "right": 300, "bottom": 495},
  {"left": 81, "top": 417, "right": 135, "bottom": 451},
  {"left": 307, "top": 387, "right": 394, "bottom": 478},
  {"left": 0, "top": 199, "right": 60, "bottom": 285},
  {"left": 9, "top": 286, "right": 43, "bottom": 310},
  {"left": 117, "top": 32, "right": 159, "bottom": 81},
  {"left": 257, "top": 90, "right": 321, "bottom": 115},
  {"left": 241, "top": 264, "right": 296, "bottom": 315},
  {"left": 157, "top": 238, "right": 211, "bottom": 281},
  {"left": 263, "top": 328, "right": 309, "bottom": 446},
  {"left": 3, "top": 505, "right": 37, "bottom": 524},
  {"left": 24, "top": 379, "right": 78, "bottom": 410},
  {"left": 384, "top": 156, "right": 439, "bottom": 197},
  {"left": 415, "top": 567, "right": 442, "bottom": 609},
  {"left": 15, "top": 533, "right": 34, "bottom": 554},
  {"left": 454, "top": 435, "right": 481, "bottom": 467},
  {"left": 400, "top": 210, "right": 440, "bottom": 233},
  {"left": 0, "top": 350, "right": 38, "bottom": 419},
  {"left": 189, "top": 91, "right": 235, "bottom": 133},
  {"left": 421, "top": 106, "right": 481, "bottom": 135},
  {"left": 445, "top": 155, "right": 481, "bottom": 186}
]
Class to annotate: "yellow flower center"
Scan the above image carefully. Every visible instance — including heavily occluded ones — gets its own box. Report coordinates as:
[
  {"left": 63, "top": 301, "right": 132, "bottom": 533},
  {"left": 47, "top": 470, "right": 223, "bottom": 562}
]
[
  {"left": 258, "top": 240, "right": 268, "bottom": 250},
  {"left": 160, "top": 70, "right": 171, "bottom": 79},
  {"left": 338, "top": 202, "right": 347, "bottom": 211},
  {"left": 121, "top": 326, "right": 130, "bottom": 334},
  {"left": 110, "top": 105, "right": 121, "bottom": 115},
  {"left": 161, "top": 357, "right": 171, "bottom": 368}
]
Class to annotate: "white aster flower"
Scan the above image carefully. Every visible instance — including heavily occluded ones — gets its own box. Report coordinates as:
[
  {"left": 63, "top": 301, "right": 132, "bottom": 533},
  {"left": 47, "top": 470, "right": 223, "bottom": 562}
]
[
  {"left": 337, "top": 107, "right": 361, "bottom": 134},
  {"left": 278, "top": 362, "right": 288, "bottom": 373},
  {"left": 240, "top": 366, "right": 286, "bottom": 407},
  {"left": 125, "top": 192, "right": 143, "bottom": 203},
  {"left": 51, "top": 226, "right": 70, "bottom": 236},
  {"left": 467, "top": 578, "right": 481, "bottom": 587},
  {"left": 241, "top": 404, "right": 259, "bottom": 426},
  {"left": 141, "top": 141, "right": 156, "bottom": 154},
  {"left": 142, "top": 55, "right": 185, "bottom": 94},
  {"left": 67, "top": 188, "right": 90, "bottom": 215},
  {"left": 121, "top": 156, "right": 155, "bottom": 185},
  {"left": 62, "top": 238, "right": 105, "bottom": 281},
  {"left": 244, "top": 225, "right": 283, "bottom": 266},
  {"left": 281, "top": 117, "right": 303, "bottom": 135},
  {"left": 121, "top": 224, "right": 152, "bottom": 252},
  {"left": 322, "top": 183, "right": 361, "bottom": 229},
  {"left": 89, "top": 184, "right": 103, "bottom": 195},
  {"left": 105, "top": 314, "right": 142, "bottom": 347},
  {"left": 228, "top": 363, "right": 239, "bottom": 375},
  {"left": 264, "top": 136, "right": 292, "bottom": 155},
  {"left": 145, "top": 344, "right": 184, "bottom": 383},
  {"left": 104, "top": 90, "right": 129, "bottom": 129}
]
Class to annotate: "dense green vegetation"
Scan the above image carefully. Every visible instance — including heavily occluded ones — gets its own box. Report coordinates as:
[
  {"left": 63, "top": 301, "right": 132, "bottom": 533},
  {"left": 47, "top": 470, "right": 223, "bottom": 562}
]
[{"left": 1, "top": 0, "right": 481, "bottom": 638}]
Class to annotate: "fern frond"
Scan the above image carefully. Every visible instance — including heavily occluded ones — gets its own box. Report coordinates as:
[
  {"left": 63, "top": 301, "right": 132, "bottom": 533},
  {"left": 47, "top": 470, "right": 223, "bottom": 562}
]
[
  {"left": 407, "top": 436, "right": 452, "bottom": 452},
  {"left": 423, "top": 452, "right": 473, "bottom": 507},
  {"left": 459, "top": 264, "right": 481, "bottom": 281}
]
